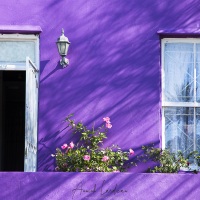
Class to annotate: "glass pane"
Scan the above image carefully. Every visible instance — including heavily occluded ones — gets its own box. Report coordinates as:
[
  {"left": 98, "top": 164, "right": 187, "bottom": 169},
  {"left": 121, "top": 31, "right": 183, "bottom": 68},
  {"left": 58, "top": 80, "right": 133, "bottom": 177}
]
[
  {"left": 164, "top": 107, "right": 194, "bottom": 156},
  {"left": 0, "top": 41, "right": 35, "bottom": 63},
  {"left": 196, "top": 44, "right": 200, "bottom": 102},
  {"left": 196, "top": 108, "right": 200, "bottom": 152},
  {"left": 164, "top": 43, "right": 194, "bottom": 102}
]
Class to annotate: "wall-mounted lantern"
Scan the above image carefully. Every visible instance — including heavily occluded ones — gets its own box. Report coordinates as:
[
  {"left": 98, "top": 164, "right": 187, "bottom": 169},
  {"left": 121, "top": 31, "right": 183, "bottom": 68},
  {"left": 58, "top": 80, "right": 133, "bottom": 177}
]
[{"left": 56, "top": 28, "right": 70, "bottom": 67}]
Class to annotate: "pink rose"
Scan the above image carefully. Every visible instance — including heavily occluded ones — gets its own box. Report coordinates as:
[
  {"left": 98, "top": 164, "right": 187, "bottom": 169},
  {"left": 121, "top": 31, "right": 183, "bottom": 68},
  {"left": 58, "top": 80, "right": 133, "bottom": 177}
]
[
  {"left": 103, "top": 117, "right": 111, "bottom": 124},
  {"left": 69, "top": 142, "right": 75, "bottom": 149},
  {"left": 129, "top": 149, "right": 134, "bottom": 155},
  {"left": 61, "top": 144, "right": 68, "bottom": 149},
  {"left": 55, "top": 166, "right": 60, "bottom": 171},
  {"left": 83, "top": 155, "right": 90, "bottom": 161},
  {"left": 102, "top": 156, "right": 109, "bottom": 162},
  {"left": 106, "top": 123, "right": 112, "bottom": 129}
]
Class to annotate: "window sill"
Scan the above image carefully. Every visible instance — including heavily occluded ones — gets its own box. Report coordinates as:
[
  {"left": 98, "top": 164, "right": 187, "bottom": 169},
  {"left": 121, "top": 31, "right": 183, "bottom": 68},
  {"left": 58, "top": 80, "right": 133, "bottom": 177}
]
[{"left": 180, "top": 164, "right": 200, "bottom": 173}]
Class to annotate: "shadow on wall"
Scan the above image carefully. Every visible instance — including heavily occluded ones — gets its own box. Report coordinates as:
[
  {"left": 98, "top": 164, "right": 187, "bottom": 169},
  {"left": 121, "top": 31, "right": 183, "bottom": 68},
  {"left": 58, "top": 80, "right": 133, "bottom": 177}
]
[{"left": 37, "top": 0, "right": 200, "bottom": 171}]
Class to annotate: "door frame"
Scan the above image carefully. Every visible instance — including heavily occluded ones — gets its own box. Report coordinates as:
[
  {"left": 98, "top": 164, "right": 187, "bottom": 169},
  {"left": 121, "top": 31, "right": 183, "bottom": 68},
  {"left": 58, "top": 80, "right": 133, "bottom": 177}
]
[{"left": 0, "top": 34, "right": 39, "bottom": 171}]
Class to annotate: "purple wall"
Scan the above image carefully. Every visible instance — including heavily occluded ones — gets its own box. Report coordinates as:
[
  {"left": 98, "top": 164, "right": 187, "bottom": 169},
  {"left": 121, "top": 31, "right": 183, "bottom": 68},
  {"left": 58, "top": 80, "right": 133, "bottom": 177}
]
[
  {"left": 1, "top": 0, "right": 200, "bottom": 172},
  {"left": 0, "top": 172, "right": 200, "bottom": 200}
]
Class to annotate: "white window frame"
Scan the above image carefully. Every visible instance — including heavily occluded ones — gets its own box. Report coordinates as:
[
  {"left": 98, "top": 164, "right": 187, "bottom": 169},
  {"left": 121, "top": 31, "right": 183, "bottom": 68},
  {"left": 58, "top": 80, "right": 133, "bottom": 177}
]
[
  {"left": 0, "top": 33, "right": 39, "bottom": 172},
  {"left": 161, "top": 38, "right": 200, "bottom": 153}
]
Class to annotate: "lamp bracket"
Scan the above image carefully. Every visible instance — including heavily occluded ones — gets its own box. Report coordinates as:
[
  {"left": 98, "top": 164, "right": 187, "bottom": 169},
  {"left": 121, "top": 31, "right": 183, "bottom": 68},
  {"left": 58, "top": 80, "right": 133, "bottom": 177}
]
[{"left": 60, "top": 56, "right": 69, "bottom": 68}]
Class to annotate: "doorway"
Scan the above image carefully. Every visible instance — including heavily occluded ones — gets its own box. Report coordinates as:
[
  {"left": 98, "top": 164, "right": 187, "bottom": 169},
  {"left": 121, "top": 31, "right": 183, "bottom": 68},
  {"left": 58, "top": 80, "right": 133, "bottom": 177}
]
[
  {"left": 0, "top": 33, "right": 39, "bottom": 172},
  {"left": 0, "top": 71, "right": 25, "bottom": 171}
]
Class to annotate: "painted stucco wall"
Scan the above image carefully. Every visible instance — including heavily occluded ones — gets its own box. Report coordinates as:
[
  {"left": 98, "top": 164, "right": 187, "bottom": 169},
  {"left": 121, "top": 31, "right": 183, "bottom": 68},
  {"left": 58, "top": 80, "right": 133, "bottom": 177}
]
[
  {"left": 1, "top": 0, "right": 200, "bottom": 172},
  {"left": 0, "top": 172, "right": 200, "bottom": 200}
]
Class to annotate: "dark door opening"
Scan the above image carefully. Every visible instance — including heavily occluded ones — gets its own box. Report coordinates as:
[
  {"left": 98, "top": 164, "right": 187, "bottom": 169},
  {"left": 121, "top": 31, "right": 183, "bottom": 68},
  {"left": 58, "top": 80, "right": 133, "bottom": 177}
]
[{"left": 0, "top": 71, "right": 25, "bottom": 171}]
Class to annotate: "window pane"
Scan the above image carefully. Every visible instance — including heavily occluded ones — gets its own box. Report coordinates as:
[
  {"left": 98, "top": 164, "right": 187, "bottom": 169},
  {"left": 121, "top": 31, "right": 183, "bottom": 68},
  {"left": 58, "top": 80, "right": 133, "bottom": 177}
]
[
  {"left": 196, "top": 44, "right": 200, "bottom": 102},
  {"left": 164, "top": 107, "right": 194, "bottom": 156},
  {"left": 0, "top": 41, "right": 35, "bottom": 63},
  {"left": 196, "top": 108, "right": 200, "bottom": 152},
  {"left": 164, "top": 43, "right": 194, "bottom": 102}
]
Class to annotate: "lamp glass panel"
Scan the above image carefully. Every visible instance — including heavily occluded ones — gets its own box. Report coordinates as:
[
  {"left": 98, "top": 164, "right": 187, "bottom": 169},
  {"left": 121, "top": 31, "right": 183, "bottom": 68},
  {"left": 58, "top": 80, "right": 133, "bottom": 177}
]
[{"left": 60, "top": 43, "right": 67, "bottom": 55}]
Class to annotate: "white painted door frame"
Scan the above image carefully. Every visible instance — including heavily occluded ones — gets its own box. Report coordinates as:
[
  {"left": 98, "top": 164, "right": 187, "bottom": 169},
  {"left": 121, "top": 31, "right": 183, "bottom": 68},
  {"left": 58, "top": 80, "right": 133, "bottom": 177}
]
[{"left": 0, "top": 34, "right": 39, "bottom": 172}]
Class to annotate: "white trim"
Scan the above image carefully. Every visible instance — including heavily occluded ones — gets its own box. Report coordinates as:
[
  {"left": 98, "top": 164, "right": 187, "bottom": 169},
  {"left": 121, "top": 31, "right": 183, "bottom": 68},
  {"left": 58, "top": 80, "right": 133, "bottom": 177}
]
[
  {"left": 194, "top": 44, "right": 197, "bottom": 152},
  {"left": 162, "top": 108, "right": 165, "bottom": 149},
  {"left": 161, "top": 39, "right": 165, "bottom": 103},
  {"left": 0, "top": 33, "right": 38, "bottom": 40},
  {"left": 24, "top": 57, "right": 39, "bottom": 172},
  {"left": 162, "top": 102, "right": 200, "bottom": 107},
  {"left": 162, "top": 38, "right": 200, "bottom": 44},
  {"left": 0, "top": 64, "right": 25, "bottom": 71},
  {"left": 161, "top": 39, "right": 166, "bottom": 150}
]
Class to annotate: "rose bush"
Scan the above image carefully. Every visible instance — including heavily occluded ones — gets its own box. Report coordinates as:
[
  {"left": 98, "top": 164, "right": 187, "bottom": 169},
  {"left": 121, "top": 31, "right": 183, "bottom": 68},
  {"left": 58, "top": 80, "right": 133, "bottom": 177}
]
[{"left": 52, "top": 114, "right": 135, "bottom": 172}]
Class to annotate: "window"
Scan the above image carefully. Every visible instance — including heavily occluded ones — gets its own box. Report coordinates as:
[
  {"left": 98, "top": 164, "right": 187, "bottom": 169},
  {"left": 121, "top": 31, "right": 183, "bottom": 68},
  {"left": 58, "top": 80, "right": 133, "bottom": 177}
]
[{"left": 162, "top": 38, "right": 200, "bottom": 160}]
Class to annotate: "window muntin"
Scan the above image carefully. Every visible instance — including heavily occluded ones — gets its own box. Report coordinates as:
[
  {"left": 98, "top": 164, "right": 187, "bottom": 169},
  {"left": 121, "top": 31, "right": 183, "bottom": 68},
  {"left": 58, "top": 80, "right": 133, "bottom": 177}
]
[{"left": 162, "top": 39, "right": 200, "bottom": 157}]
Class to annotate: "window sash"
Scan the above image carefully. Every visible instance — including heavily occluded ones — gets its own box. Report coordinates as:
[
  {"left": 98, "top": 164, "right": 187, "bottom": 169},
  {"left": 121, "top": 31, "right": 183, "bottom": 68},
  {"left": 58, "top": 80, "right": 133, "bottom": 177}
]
[
  {"left": 162, "top": 39, "right": 200, "bottom": 155},
  {"left": 164, "top": 43, "right": 194, "bottom": 102},
  {"left": 162, "top": 107, "right": 199, "bottom": 155},
  {"left": 162, "top": 38, "right": 200, "bottom": 105}
]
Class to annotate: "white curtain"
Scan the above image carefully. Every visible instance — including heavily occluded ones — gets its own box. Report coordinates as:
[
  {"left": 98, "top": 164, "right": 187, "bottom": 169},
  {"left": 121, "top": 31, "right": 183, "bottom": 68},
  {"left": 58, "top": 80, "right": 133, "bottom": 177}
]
[
  {"left": 164, "top": 43, "right": 194, "bottom": 102},
  {"left": 164, "top": 107, "right": 194, "bottom": 156},
  {"left": 196, "top": 44, "right": 200, "bottom": 152},
  {"left": 197, "top": 108, "right": 200, "bottom": 152},
  {"left": 164, "top": 43, "right": 198, "bottom": 156}
]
